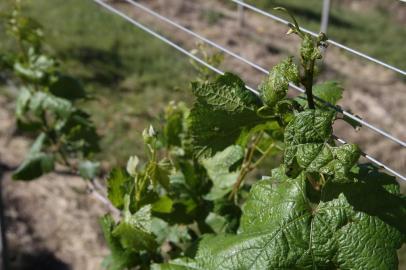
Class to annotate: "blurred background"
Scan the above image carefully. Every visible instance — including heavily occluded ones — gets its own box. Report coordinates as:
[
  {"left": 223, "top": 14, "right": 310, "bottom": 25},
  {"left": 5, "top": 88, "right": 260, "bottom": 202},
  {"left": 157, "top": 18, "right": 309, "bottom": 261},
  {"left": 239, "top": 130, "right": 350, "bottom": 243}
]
[{"left": 0, "top": 0, "right": 405, "bottom": 269}]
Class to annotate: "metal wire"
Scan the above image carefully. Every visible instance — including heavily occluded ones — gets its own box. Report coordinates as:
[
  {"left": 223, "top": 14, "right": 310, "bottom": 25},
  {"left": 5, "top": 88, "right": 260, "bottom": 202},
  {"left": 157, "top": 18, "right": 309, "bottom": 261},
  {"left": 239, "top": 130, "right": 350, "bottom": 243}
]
[
  {"left": 124, "top": 0, "right": 406, "bottom": 148},
  {"left": 91, "top": 0, "right": 405, "bottom": 181},
  {"left": 92, "top": 0, "right": 257, "bottom": 96},
  {"left": 127, "top": 0, "right": 268, "bottom": 75},
  {"left": 231, "top": 0, "right": 406, "bottom": 76},
  {"left": 335, "top": 137, "right": 406, "bottom": 181}
]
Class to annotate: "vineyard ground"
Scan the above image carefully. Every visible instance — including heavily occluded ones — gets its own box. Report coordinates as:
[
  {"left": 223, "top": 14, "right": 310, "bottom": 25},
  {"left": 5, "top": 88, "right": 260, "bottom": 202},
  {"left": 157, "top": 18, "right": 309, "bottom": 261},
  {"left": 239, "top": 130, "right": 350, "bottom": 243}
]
[{"left": 0, "top": 0, "right": 405, "bottom": 269}]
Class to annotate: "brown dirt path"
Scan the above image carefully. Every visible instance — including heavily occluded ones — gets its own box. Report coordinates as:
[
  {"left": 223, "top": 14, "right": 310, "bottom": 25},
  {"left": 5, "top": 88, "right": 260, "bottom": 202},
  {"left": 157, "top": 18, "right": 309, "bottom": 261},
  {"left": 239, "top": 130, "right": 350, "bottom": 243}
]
[{"left": 0, "top": 95, "right": 109, "bottom": 269}]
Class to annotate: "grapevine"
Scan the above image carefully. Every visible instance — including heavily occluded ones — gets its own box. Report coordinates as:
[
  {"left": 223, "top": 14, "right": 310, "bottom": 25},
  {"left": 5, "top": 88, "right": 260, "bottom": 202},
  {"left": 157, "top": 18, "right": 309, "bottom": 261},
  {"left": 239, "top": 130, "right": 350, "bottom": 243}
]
[
  {"left": 99, "top": 9, "right": 405, "bottom": 270},
  {"left": 1, "top": 4, "right": 405, "bottom": 270}
]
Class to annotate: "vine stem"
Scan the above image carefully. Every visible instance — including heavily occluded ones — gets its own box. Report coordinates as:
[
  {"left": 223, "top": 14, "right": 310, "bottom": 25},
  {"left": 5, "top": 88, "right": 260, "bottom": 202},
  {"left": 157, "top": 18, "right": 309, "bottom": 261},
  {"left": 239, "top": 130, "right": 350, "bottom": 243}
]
[
  {"left": 304, "top": 59, "right": 316, "bottom": 109},
  {"left": 87, "top": 180, "right": 120, "bottom": 216},
  {"left": 229, "top": 132, "right": 278, "bottom": 201}
]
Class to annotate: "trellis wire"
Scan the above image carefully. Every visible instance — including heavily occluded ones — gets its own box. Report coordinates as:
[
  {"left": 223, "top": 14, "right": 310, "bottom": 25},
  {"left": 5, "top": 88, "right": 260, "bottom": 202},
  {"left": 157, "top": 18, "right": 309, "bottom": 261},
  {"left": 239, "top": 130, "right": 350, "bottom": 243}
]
[
  {"left": 126, "top": 0, "right": 405, "bottom": 148},
  {"left": 232, "top": 0, "right": 406, "bottom": 76},
  {"left": 91, "top": 0, "right": 406, "bottom": 181}
]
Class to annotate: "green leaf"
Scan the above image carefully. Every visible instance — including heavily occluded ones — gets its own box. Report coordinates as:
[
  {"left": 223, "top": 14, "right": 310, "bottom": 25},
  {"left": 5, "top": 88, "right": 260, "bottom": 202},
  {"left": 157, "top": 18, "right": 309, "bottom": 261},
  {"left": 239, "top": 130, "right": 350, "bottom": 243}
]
[
  {"left": 192, "top": 73, "right": 259, "bottom": 112},
  {"left": 164, "top": 102, "right": 189, "bottom": 148},
  {"left": 100, "top": 215, "right": 138, "bottom": 270},
  {"left": 29, "top": 91, "right": 73, "bottom": 118},
  {"left": 12, "top": 133, "right": 55, "bottom": 181},
  {"left": 189, "top": 73, "right": 262, "bottom": 157},
  {"left": 296, "top": 81, "right": 344, "bottom": 109},
  {"left": 212, "top": 199, "right": 242, "bottom": 234},
  {"left": 15, "top": 87, "right": 32, "bottom": 119},
  {"left": 107, "top": 168, "right": 133, "bottom": 210},
  {"left": 313, "top": 81, "right": 343, "bottom": 105},
  {"left": 78, "top": 160, "right": 100, "bottom": 180},
  {"left": 160, "top": 169, "right": 404, "bottom": 269},
  {"left": 152, "top": 195, "right": 174, "bottom": 213},
  {"left": 259, "top": 57, "right": 299, "bottom": 107},
  {"left": 150, "top": 218, "right": 191, "bottom": 245},
  {"left": 12, "top": 153, "right": 54, "bottom": 181},
  {"left": 152, "top": 258, "right": 199, "bottom": 270},
  {"left": 201, "top": 145, "right": 244, "bottom": 200},
  {"left": 58, "top": 109, "right": 100, "bottom": 156},
  {"left": 284, "top": 110, "right": 360, "bottom": 183},
  {"left": 49, "top": 75, "right": 87, "bottom": 101},
  {"left": 14, "top": 49, "right": 55, "bottom": 82},
  {"left": 300, "top": 33, "right": 321, "bottom": 61},
  {"left": 112, "top": 196, "right": 157, "bottom": 252},
  {"left": 149, "top": 160, "right": 171, "bottom": 190},
  {"left": 205, "top": 212, "right": 228, "bottom": 234}
]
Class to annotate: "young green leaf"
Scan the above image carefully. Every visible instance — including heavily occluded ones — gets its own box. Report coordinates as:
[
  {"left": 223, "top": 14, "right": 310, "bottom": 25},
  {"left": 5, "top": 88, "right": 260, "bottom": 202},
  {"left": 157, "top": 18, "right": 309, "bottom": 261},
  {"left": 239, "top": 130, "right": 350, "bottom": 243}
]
[
  {"left": 284, "top": 110, "right": 360, "bottom": 182},
  {"left": 147, "top": 160, "right": 171, "bottom": 190},
  {"left": 107, "top": 168, "right": 133, "bottom": 210},
  {"left": 152, "top": 258, "right": 199, "bottom": 270},
  {"left": 100, "top": 215, "right": 138, "bottom": 270},
  {"left": 112, "top": 196, "right": 157, "bottom": 252},
  {"left": 259, "top": 57, "right": 299, "bottom": 107},
  {"left": 14, "top": 49, "right": 55, "bottom": 83},
  {"left": 201, "top": 145, "right": 244, "bottom": 200},
  {"left": 164, "top": 102, "right": 190, "bottom": 148},
  {"left": 189, "top": 73, "right": 262, "bottom": 157},
  {"left": 12, "top": 133, "right": 55, "bottom": 181},
  {"left": 296, "top": 81, "right": 344, "bottom": 109},
  {"left": 152, "top": 196, "right": 174, "bottom": 214}
]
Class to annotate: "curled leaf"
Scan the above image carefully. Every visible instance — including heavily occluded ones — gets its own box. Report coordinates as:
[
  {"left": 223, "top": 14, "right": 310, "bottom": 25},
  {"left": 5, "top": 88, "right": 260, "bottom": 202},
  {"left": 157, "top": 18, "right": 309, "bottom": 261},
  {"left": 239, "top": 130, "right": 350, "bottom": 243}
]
[{"left": 259, "top": 57, "right": 299, "bottom": 107}]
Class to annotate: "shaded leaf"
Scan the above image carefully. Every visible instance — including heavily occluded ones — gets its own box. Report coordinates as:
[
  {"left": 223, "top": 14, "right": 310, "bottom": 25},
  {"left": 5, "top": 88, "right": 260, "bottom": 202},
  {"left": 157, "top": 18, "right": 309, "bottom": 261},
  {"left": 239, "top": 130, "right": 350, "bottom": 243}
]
[
  {"left": 150, "top": 218, "right": 191, "bottom": 245},
  {"left": 100, "top": 215, "right": 138, "bottom": 270},
  {"left": 12, "top": 153, "right": 54, "bottom": 181},
  {"left": 12, "top": 133, "right": 54, "bottom": 180},
  {"left": 49, "top": 75, "right": 86, "bottom": 101},
  {"left": 107, "top": 168, "right": 133, "bottom": 210},
  {"left": 201, "top": 145, "right": 244, "bottom": 200},
  {"left": 147, "top": 160, "right": 171, "bottom": 190}
]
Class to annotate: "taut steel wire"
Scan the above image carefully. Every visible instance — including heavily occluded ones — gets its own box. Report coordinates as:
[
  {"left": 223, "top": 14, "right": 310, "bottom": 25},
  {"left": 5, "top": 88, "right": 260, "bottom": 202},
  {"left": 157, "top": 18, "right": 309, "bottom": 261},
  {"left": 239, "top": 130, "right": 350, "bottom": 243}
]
[
  {"left": 126, "top": 0, "right": 406, "bottom": 148},
  {"left": 231, "top": 0, "right": 406, "bottom": 76},
  {"left": 92, "top": 0, "right": 406, "bottom": 181}
]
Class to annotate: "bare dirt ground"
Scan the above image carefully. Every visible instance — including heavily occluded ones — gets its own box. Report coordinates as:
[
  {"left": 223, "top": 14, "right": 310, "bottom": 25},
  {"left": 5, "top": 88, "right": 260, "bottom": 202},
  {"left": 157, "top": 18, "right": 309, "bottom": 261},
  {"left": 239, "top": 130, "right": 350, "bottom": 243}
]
[
  {"left": 0, "top": 96, "right": 109, "bottom": 269},
  {"left": 1, "top": 0, "right": 405, "bottom": 269}
]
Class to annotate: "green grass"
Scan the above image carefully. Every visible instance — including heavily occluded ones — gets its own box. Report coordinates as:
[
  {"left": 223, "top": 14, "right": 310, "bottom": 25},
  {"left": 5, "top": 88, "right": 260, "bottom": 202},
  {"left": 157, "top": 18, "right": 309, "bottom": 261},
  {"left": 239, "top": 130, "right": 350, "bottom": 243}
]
[
  {"left": 1, "top": 0, "right": 404, "bottom": 163},
  {"left": 248, "top": 0, "right": 406, "bottom": 71},
  {"left": 0, "top": 0, "right": 197, "bottom": 166}
]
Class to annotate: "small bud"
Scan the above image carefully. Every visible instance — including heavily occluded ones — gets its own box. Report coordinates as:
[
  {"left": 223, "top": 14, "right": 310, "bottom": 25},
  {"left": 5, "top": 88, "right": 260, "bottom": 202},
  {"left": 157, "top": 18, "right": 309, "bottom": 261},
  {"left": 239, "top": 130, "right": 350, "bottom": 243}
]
[
  {"left": 143, "top": 125, "right": 156, "bottom": 144},
  {"left": 126, "top": 155, "right": 139, "bottom": 176},
  {"left": 148, "top": 125, "right": 156, "bottom": 137}
]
